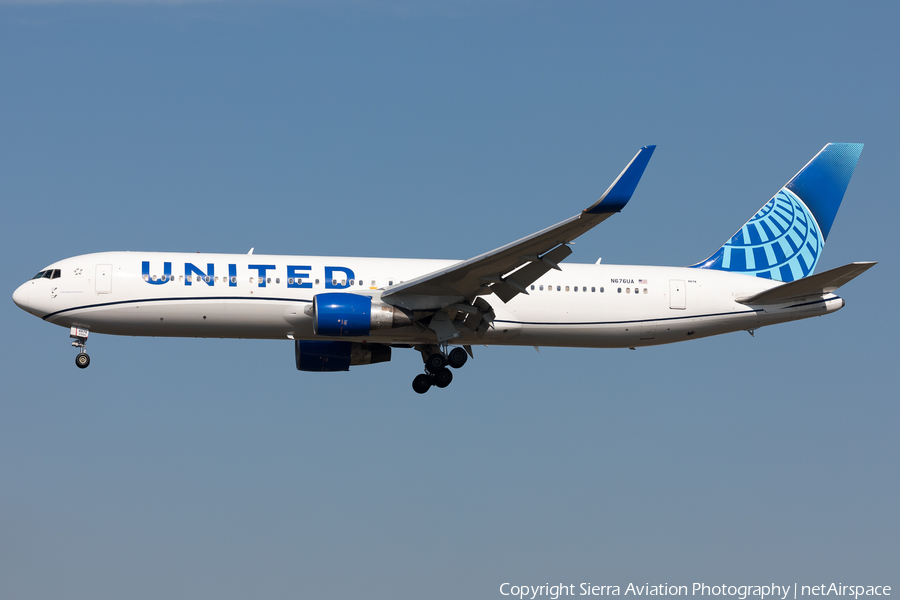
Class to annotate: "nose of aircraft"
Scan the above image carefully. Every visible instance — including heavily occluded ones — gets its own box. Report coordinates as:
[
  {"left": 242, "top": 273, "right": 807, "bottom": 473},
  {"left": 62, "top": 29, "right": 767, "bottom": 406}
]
[{"left": 12, "top": 281, "right": 30, "bottom": 310}]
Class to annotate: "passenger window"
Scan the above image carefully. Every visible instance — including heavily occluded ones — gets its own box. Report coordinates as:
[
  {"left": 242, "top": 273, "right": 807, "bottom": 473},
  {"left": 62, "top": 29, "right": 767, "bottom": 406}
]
[
  {"left": 591, "top": 287, "right": 596, "bottom": 292},
  {"left": 582, "top": 287, "right": 586, "bottom": 292},
  {"left": 626, "top": 287, "right": 631, "bottom": 293},
  {"left": 530, "top": 285, "right": 535, "bottom": 290},
  {"left": 573, "top": 286, "right": 578, "bottom": 292},
  {"left": 250, "top": 277, "right": 255, "bottom": 283},
  {"left": 600, "top": 287, "right": 604, "bottom": 293},
  {"left": 205, "top": 276, "right": 211, "bottom": 283},
  {"left": 643, "top": 288, "right": 648, "bottom": 294},
  {"left": 143, "top": 274, "right": 149, "bottom": 281},
  {"left": 539, "top": 285, "right": 544, "bottom": 291},
  {"left": 315, "top": 279, "right": 320, "bottom": 285},
  {"left": 288, "top": 278, "right": 294, "bottom": 285},
  {"left": 565, "top": 286, "right": 570, "bottom": 292},
  {"left": 389, "top": 280, "right": 394, "bottom": 286},
  {"left": 617, "top": 287, "right": 621, "bottom": 293},
  {"left": 371, "top": 280, "right": 375, "bottom": 286},
  {"left": 349, "top": 279, "right": 354, "bottom": 285},
  {"left": 267, "top": 278, "right": 272, "bottom": 284},
  {"left": 231, "top": 276, "right": 237, "bottom": 284},
  {"left": 556, "top": 286, "right": 561, "bottom": 291}
]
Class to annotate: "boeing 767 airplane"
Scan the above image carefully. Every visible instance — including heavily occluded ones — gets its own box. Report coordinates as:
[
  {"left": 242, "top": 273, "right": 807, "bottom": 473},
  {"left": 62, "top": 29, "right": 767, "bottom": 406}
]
[{"left": 13, "top": 143, "right": 875, "bottom": 393}]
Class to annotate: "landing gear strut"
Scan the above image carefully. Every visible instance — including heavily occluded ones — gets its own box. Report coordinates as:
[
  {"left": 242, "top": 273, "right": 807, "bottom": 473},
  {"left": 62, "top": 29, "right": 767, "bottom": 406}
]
[
  {"left": 70, "top": 326, "right": 91, "bottom": 369},
  {"left": 411, "top": 345, "right": 470, "bottom": 394}
]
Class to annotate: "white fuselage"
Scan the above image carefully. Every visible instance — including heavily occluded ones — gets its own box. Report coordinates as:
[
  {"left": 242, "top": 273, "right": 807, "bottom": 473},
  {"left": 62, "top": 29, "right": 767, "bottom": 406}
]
[{"left": 13, "top": 251, "right": 845, "bottom": 348}]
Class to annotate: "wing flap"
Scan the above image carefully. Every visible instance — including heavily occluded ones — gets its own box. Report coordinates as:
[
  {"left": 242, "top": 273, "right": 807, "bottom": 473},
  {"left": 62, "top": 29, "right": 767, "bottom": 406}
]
[{"left": 490, "top": 244, "right": 574, "bottom": 303}]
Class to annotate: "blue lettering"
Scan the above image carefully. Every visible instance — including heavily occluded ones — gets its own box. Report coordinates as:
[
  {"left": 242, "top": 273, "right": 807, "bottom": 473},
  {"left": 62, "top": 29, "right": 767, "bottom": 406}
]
[
  {"left": 249, "top": 264, "right": 276, "bottom": 287},
  {"left": 228, "top": 264, "right": 237, "bottom": 287},
  {"left": 287, "top": 265, "right": 313, "bottom": 289},
  {"left": 325, "top": 266, "right": 355, "bottom": 289},
  {"left": 142, "top": 261, "right": 171, "bottom": 285},
  {"left": 185, "top": 263, "right": 215, "bottom": 286}
]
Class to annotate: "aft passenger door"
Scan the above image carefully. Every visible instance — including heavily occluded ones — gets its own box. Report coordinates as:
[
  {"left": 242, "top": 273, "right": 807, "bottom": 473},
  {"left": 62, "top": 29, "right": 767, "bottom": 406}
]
[{"left": 669, "top": 280, "right": 685, "bottom": 309}]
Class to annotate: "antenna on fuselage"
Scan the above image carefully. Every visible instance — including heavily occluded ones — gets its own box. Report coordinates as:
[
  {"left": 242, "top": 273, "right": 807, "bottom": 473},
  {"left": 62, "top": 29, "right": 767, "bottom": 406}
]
[{"left": 248, "top": 248, "right": 254, "bottom": 255}]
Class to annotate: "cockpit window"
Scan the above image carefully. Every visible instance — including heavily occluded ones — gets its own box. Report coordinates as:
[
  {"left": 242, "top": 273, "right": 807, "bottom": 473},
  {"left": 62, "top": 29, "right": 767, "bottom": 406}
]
[{"left": 31, "top": 269, "right": 61, "bottom": 280}]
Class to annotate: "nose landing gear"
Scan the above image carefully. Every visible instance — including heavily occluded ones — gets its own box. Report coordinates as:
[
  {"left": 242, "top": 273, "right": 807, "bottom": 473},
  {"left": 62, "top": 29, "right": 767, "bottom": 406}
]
[
  {"left": 70, "top": 326, "right": 91, "bottom": 369},
  {"left": 411, "top": 345, "right": 470, "bottom": 394},
  {"left": 75, "top": 351, "right": 90, "bottom": 369}
]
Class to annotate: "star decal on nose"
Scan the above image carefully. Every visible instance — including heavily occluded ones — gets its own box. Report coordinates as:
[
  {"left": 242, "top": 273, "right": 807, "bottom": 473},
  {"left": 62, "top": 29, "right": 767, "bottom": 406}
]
[{"left": 74, "top": 268, "right": 83, "bottom": 276}]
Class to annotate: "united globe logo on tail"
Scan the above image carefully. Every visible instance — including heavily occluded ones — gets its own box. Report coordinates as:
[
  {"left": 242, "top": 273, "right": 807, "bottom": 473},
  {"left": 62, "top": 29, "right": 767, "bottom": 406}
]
[
  {"left": 693, "top": 142, "right": 863, "bottom": 282},
  {"left": 714, "top": 187, "right": 823, "bottom": 282}
]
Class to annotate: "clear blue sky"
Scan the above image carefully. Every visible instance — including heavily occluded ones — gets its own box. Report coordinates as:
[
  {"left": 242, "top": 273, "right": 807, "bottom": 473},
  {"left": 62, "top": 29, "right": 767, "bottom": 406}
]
[{"left": 1, "top": 2, "right": 897, "bottom": 599}]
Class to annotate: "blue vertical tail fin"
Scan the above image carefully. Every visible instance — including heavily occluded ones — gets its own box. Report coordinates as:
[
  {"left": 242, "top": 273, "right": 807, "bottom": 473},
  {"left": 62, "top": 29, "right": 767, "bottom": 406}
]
[{"left": 691, "top": 143, "right": 864, "bottom": 282}]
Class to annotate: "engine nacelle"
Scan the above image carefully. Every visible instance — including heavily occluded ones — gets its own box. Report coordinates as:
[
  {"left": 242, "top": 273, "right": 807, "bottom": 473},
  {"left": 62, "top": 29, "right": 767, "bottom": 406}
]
[
  {"left": 295, "top": 340, "right": 391, "bottom": 372},
  {"left": 305, "top": 292, "right": 413, "bottom": 337}
]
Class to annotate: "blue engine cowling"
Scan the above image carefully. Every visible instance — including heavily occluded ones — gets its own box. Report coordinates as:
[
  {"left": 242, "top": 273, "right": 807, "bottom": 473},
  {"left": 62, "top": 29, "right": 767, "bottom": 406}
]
[
  {"left": 295, "top": 340, "right": 391, "bottom": 372},
  {"left": 312, "top": 293, "right": 373, "bottom": 336},
  {"left": 309, "top": 292, "right": 413, "bottom": 337}
]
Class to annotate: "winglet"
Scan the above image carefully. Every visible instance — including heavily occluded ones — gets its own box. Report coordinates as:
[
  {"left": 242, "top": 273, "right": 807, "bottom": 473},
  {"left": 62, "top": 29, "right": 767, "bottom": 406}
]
[{"left": 584, "top": 145, "right": 656, "bottom": 214}]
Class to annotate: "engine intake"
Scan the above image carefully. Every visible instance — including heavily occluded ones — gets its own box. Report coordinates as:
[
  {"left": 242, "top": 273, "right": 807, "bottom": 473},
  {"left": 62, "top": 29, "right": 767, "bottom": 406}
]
[
  {"left": 306, "top": 293, "right": 413, "bottom": 336},
  {"left": 295, "top": 340, "right": 391, "bottom": 372}
]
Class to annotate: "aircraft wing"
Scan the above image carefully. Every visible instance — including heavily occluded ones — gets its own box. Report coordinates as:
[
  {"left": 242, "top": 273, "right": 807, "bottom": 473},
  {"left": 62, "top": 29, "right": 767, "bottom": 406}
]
[
  {"left": 381, "top": 146, "right": 656, "bottom": 311},
  {"left": 736, "top": 261, "right": 877, "bottom": 305}
]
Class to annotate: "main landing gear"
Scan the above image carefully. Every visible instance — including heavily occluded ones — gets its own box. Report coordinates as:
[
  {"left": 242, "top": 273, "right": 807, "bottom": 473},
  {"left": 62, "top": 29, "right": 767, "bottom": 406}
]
[
  {"left": 411, "top": 346, "right": 469, "bottom": 394},
  {"left": 70, "top": 327, "right": 91, "bottom": 369}
]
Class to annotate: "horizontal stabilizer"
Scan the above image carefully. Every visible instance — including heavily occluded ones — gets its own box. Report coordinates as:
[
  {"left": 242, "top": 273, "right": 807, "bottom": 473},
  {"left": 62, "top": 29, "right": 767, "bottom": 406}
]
[{"left": 736, "top": 261, "right": 876, "bottom": 305}]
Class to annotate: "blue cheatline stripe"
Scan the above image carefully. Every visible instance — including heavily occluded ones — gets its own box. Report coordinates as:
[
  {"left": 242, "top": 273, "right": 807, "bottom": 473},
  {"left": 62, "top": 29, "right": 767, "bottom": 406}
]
[
  {"left": 494, "top": 308, "right": 762, "bottom": 327},
  {"left": 42, "top": 296, "right": 313, "bottom": 321},
  {"left": 785, "top": 298, "right": 834, "bottom": 309},
  {"left": 496, "top": 298, "right": 832, "bottom": 327}
]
